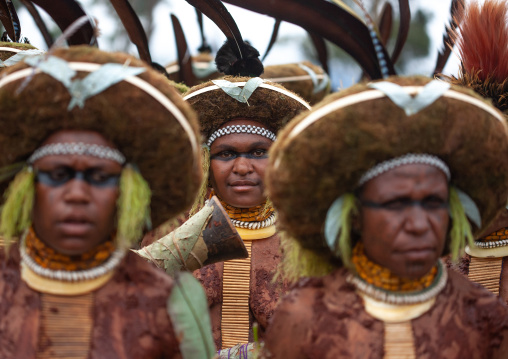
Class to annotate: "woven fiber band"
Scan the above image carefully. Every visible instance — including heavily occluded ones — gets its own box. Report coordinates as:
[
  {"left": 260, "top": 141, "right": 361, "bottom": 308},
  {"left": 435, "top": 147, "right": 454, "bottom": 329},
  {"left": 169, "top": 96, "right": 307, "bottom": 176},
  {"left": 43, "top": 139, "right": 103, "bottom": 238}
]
[
  {"left": 207, "top": 125, "right": 277, "bottom": 147},
  {"left": 358, "top": 153, "right": 451, "bottom": 187},
  {"left": 28, "top": 142, "right": 126, "bottom": 165}
]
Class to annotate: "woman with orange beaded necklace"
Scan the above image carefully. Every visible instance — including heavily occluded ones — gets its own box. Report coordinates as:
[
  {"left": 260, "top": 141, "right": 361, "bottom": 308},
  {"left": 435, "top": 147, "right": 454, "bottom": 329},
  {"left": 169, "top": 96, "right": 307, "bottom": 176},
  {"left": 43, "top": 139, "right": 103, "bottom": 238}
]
[
  {"left": 0, "top": 46, "right": 217, "bottom": 358},
  {"left": 183, "top": 74, "right": 309, "bottom": 355},
  {"left": 261, "top": 76, "right": 508, "bottom": 358}
]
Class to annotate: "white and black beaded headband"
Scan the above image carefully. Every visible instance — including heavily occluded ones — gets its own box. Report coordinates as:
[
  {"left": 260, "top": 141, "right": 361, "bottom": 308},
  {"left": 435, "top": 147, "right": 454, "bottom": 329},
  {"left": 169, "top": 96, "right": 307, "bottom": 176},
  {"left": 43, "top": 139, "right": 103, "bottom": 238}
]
[
  {"left": 28, "top": 142, "right": 126, "bottom": 165},
  {"left": 357, "top": 153, "right": 451, "bottom": 187},
  {"left": 207, "top": 125, "right": 277, "bottom": 147}
]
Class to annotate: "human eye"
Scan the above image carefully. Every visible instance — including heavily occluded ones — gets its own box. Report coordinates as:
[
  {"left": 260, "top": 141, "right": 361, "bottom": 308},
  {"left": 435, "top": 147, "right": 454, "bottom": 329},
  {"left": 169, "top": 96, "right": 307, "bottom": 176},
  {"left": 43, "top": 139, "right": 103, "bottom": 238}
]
[
  {"left": 251, "top": 149, "right": 268, "bottom": 158},
  {"left": 86, "top": 169, "right": 120, "bottom": 186},
  {"left": 421, "top": 196, "right": 448, "bottom": 210},
  {"left": 380, "top": 198, "right": 412, "bottom": 211},
  {"left": 48, "top": 167, "right": 73, "bottom": 182}
]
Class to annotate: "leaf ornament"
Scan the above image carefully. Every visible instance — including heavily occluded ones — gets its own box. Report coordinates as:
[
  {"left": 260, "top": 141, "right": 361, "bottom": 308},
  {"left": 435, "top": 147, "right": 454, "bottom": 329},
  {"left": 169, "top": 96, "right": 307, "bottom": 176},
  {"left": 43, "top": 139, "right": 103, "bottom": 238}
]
[
  {"left": 167, "top": 271, "right": 216, "bottom": 359},
  {"left": 454, "top": 187, "right": 482, "bottom": 229},
  {"left": 2, "top": 49, "right": 45, "bottom": 67},
  {"left": 298, "top": 62, "right": 330, "bottom": 94},
  {"left": 23, "top": 56, "right": 146, "bottom": 110},
  {"left": 369, "top": 80, "right": 450, "bottom": 116},
  {"left": 324, "top": 193, "right": 356, "bottom": 265},
  {"left": 212, "top": 77, "right": 264, "bottom": 104}
]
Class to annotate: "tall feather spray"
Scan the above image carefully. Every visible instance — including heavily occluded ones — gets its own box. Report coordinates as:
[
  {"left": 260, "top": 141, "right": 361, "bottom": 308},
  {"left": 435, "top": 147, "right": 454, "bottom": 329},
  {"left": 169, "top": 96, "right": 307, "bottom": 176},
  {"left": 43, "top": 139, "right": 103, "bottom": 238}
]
[{"left": 452, "top": 0, "right": 508, "bottom": 112}]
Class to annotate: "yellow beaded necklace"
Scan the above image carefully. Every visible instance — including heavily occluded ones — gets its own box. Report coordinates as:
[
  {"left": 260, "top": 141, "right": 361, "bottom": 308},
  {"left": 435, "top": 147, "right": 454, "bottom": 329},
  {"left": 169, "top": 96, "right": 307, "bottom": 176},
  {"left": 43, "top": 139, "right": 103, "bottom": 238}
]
[{"left": 351, "top": 242, "right": 438, "bottom": 292}]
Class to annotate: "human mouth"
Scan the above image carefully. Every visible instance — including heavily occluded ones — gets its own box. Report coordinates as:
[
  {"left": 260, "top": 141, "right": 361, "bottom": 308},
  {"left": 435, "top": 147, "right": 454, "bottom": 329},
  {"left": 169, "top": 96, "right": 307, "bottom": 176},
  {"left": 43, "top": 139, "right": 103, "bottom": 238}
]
[
  {"left": 229, "top": 180, "right": 258, "bottom": 193},
  {"left": 57, "top": 216, "right": 93, "bottom": 236},
  {"left": 398, "top": 247, "right": 436, "bottom": 261}
]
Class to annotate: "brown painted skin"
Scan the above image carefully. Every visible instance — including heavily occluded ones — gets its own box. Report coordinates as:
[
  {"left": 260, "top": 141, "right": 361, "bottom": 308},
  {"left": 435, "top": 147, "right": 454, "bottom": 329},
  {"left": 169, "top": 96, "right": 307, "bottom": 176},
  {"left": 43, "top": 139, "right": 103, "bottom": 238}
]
[
  {"left": 0, "top": 246, "right": 182, "bottom": 359},
  {"left": 194, "top": 233, "right": 287, "bottom": 349},
  {"left": 262, "top": 268, "right": 508, "bottom": 359}
]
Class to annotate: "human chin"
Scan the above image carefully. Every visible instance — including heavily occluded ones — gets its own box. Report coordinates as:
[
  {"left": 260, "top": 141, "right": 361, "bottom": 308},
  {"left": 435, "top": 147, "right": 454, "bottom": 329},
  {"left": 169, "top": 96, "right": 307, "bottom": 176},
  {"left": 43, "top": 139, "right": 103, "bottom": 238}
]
[
  {"left": 46, "top": 235, "right": 95, "bottom": 256},
  {"left": 224, "top": 187, "right": 265, "bottom": 208},
  {"left": 396, "top": 253, "right": 438, "bottom": 279}
]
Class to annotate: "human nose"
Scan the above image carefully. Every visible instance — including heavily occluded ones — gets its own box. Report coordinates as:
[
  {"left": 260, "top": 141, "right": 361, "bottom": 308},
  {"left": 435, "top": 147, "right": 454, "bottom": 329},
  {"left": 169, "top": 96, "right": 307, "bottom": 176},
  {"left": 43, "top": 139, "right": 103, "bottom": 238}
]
[
  {"left": 403, "top": 205, "right": 430, "bottom": 234},
  {"left": 232, "top": 156, "right": 254, "bottom": 175},
  {"left": 62, "top": 179, "right": 91, "bottom": 203}
]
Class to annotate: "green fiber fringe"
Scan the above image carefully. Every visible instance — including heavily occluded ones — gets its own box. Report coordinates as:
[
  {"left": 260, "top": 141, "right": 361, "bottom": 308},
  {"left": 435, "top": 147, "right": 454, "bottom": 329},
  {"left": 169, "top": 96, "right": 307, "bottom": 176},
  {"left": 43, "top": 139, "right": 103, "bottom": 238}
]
[
  {"left": 0, "top": 167, "right": 35, "bottom": 250},
  {"left": 449, "top": 186, "right": 475, "bottom": 261},
  {"left": 276, "top": 231, "right": 335, "bottom": 284},
  {"left": 117, "top": 165, "right": 152, "bottom": 248}
]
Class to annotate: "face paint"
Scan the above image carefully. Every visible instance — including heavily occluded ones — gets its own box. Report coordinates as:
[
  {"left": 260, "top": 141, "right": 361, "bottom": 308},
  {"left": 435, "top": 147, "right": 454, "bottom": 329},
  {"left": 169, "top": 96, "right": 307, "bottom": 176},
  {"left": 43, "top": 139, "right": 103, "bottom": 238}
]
[
  {"left": 35, "top": 166, "right": 121, "bottom": 187},
  {"left": 360, "top": 197, "right": 449, "bottom": 212}
]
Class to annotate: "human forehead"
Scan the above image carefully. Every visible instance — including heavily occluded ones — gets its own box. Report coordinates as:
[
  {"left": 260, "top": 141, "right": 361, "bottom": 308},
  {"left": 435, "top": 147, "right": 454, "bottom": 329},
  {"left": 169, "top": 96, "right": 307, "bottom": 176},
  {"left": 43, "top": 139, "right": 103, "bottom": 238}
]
[
  {"left": 361, "top": 164, "right": 449, "bottom": 199},
  {"left": 41, "top": 130, "right": 116, "bottom": 147}
]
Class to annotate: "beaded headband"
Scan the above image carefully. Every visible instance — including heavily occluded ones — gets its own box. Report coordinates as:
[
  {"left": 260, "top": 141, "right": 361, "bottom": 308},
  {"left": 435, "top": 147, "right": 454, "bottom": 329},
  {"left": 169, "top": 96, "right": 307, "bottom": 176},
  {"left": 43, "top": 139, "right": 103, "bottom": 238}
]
[
  {"left": 207, "top": 125, "right": 277, "bottom": 147},
  {"left": 28, "top": 142, "right": 126, "bottom": 165},
  {"left": 358, "top": 153, "right": 451, "bottom": 187}
]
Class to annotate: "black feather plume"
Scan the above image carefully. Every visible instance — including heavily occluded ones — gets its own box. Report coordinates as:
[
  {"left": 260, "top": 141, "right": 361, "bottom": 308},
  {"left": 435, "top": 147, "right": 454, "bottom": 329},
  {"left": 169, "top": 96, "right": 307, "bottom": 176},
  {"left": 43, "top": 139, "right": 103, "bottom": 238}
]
[
  {"left": 216, "top": 38, "right": 263, "bottom": 76},
  {"left": 185, "top": 0, "right": 263, "bottom": 77}
]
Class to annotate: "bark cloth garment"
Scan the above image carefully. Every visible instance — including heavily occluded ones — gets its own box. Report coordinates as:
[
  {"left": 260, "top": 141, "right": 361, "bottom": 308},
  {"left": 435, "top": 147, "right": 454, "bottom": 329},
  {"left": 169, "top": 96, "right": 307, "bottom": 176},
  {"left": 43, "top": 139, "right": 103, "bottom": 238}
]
[
  {"left": 0, "top": 243, "right": 182, "bottom": 359},
  {"left": 262, "top": 267, "right": 508, "bottom": 359},
  {"left": 194, "top": 232, "right": 287, "bottom": 349}
]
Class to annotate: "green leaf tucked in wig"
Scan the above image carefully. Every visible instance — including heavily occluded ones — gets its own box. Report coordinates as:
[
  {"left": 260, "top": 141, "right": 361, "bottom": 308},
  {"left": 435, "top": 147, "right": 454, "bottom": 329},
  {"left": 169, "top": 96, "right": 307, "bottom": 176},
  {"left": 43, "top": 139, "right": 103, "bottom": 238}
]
[
  {"left": 324, "top": 193, "right": 357, "bottom": 268},
  {"left": 117, "top": 165, "right": 151, "bottom": 248},
  {"left": 0, "top": 167, "right": 35, "bottom": 249},
  {"left": 449, "top": 186, "right": 475, "bottom": 260},
  {"left": 276, "top": 231, "right": 335, "bottom": 284},
  {"left": 190, "top": 145, "right": 210, "bottom": 215}
]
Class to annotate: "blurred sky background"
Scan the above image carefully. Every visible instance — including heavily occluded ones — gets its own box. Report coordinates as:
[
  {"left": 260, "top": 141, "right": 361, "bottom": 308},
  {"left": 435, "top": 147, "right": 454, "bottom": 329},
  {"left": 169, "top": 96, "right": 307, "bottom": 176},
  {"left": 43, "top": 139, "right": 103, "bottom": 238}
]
[{"left": 9, "top": 0, "right": 484, "bottom": 90}]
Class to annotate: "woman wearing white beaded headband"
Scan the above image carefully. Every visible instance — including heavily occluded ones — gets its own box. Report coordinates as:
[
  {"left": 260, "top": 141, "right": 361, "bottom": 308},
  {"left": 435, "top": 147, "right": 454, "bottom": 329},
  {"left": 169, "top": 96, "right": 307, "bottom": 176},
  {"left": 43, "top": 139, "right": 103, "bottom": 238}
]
[
  {"left": 0, "top": 46, "right": 217, "bottom": 358},
  {"left": 261, "top": 75, "right": 508, "bottom": 358},
  {"left": 141, "top": 73, "right": 309, "bottom": 354}
]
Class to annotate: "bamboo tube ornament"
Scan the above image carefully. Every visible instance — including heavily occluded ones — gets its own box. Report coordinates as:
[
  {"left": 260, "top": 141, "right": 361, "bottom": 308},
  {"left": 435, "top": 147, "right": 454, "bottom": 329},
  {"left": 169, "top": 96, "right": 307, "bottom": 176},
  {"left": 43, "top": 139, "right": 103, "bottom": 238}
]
[
  {"left": 221, "top": 239, "right": 253, "bottom": 349},
  {"left": 37, "top": 293, "right": 93, "bottom": 358},
  {"left": 384, "top": 321, "right": 416, "bottom": 359},
  {"left": 468, "top": 257, "right": 503, "bottom": 295}
]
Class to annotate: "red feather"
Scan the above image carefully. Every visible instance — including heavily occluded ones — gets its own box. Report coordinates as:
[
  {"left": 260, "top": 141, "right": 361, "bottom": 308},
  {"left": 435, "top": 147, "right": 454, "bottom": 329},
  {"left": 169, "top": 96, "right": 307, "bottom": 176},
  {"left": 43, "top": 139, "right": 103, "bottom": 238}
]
[{"left": 456, "top": 0, "right": 508, "bottom": 83}]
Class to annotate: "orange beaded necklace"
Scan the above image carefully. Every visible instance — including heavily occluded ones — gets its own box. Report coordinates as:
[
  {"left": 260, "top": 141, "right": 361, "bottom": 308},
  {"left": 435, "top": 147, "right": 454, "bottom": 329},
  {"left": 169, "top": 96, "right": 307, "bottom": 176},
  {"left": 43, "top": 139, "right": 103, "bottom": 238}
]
[
  {"left": 24, "top": 227, "right": 116, "bottom": 271},
  {"left": 211, "top": 190, "right": 275, "bottom": 222},
  {"left": 351, "top": 242, "right": 438, "bottom": 292}
]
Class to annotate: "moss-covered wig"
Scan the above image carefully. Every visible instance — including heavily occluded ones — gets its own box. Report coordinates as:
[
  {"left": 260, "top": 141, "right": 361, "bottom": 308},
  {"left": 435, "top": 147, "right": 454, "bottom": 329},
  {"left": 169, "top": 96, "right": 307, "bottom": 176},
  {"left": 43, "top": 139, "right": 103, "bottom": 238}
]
[
  {"left": 0, "top": 46, "right": 202, "bottom": 246},
  {"left": 262, "top": 61, "right": 331, "bottom": 105},
  {"left": 267, "top": 76, "right": 508, "bottom": 278}
]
